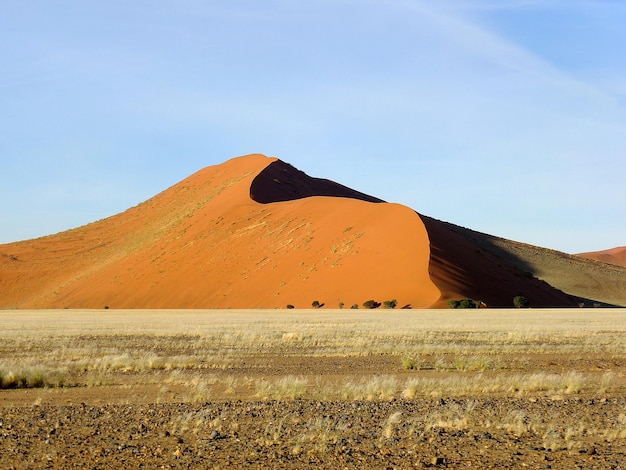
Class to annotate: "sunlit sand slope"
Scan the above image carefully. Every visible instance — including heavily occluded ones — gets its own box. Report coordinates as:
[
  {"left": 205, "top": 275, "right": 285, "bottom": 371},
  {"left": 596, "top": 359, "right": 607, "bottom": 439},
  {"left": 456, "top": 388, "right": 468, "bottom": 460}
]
[
  {"left": 578, "top": 246, "right": 626, "bottom": 268},
  {"left": 2, "top": 154, "right": 621, "bottom": 309},
  {"left": 0, "top": 155, "right": 438, "bottom": 309}
]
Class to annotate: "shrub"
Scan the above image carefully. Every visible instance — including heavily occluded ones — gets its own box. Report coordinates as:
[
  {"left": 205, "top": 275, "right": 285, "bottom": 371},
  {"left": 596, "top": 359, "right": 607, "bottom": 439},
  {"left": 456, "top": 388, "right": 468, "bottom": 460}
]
[
  {"left": 460, "top": 298, "right": 477, "bottom": 309},
  {"left": 27, "top": 370, "right": 45, "bottom": 388},
  {"left": 363, "top": 300, "right": 381, "bottom": 309},
  {"left": 0, "top": 369, "right": 49, "bottom": 389},
  {"left": 447, "top": 298, "right": 478, "bottom": 309},
  {"left": 338, "top": 302, "right": 344, "bottom": 309},
  {"left": 513, "top": 296, "right": 530, "bottom": 308},
  {"left": 311, "top": 300, "right": 321, "bottom": 308},
  {"left": 286, "top": 304, "right": 295, "bottom": 309},
  {"left": 383, "top": 299, "right": 397, "bottom": 309},
  {"left": 350, "top": 304, "right": 359, "bottom": 309}
]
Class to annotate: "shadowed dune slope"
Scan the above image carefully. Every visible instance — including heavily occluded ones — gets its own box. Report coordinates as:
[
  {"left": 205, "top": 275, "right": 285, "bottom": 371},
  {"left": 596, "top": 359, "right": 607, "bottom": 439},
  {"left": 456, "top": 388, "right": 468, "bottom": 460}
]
[
  {"left": 250, "top": 160, "right": 383, "bottom": 204},
  {"left": 0, "top": 154, "right": 438, "bottom": 309},
  {"left": 251, "top": 160, "right": 594, "bottom": 308},
  {"left": 420, "top": 217, "right": 578, "bottom": 308},
  {"left": 423, "top": 219, "right": 626, "bottom": 308},
  {"left": 578, "top": 247, "right": 626, "bottom": 268}
]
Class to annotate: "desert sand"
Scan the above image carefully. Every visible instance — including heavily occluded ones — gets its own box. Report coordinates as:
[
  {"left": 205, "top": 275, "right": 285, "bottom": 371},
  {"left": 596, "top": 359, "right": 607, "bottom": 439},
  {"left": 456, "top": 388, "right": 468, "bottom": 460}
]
[
  {"left": 578, "top": 246, "right": 626, "bottom": 268},
  {"left": 0, "top": 155, "right": 437, "bottom": 309},
  {"left": 1, "top": 154, "right": 624, "bottom": 308}
]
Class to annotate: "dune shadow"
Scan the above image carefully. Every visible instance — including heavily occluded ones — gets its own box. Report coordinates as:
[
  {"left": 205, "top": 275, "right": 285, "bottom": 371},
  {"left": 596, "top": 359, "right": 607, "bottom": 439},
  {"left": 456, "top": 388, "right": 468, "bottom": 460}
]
[
  {"left": 421, "top": 215, "right": 623, "bottom": 308},
  {"left": 250, "top": 160, "right": 623, "bottom": 308},
  {"left": 250, "top": 160, "right": 384, "bottom": 204}
]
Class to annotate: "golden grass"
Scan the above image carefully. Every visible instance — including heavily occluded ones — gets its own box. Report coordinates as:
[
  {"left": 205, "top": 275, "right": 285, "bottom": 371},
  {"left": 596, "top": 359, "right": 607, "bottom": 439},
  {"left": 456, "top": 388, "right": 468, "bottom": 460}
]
[
  {"left": 4, "top": 306, "right": 615, "bottom": 463},
  {"left": 0, "top": 309, "right": 624, "bottom": 395}
]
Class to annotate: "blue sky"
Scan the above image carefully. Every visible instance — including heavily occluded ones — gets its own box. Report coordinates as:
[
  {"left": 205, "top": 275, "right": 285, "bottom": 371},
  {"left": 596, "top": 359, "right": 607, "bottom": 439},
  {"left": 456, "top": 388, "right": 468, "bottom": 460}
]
[{"left": 1, "top": 0, "right": 624, "bottom": 253}]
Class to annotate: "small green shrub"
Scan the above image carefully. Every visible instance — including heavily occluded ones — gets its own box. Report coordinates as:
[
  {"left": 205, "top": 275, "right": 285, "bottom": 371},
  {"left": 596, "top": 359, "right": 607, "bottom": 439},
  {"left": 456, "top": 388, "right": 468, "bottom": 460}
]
[
  {"left": 311, "top": 300, "right": 321, "bottom": 308},
  {"left": 461, "top": 298, "right": 477, "bottom": 309},
  {"left": 350, "top": 304, "right": 359, "bottom": 309},
  {"left": 383, "top": 299, "right": 397, "bottom": 309},
  {"left": 286, "top": 304, "right": 295, "bottom": 309},
  {"left": 513, "top": 295, "right": 530, "bottom": 308},
  {"left": 447, "top": 298, "right": 478, "bottom": 309},
  {"left": 363, "top": 300, "right": 381, "bottom": 309}
]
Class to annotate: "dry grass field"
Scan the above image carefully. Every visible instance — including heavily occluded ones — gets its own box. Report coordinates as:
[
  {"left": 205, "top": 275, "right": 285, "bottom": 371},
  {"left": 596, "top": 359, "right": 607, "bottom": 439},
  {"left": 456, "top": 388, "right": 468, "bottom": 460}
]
[{"left": 1, "top": 309, "right": 625, "bottom": 468}]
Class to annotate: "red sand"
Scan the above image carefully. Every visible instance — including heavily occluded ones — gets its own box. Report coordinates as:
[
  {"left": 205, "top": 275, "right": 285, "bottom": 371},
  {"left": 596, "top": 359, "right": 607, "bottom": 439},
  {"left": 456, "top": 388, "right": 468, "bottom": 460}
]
[
  {"left": 0, "top": 154, "right": 579, "bottom": 309},
  {"left": 578, "top": 246, "right": 626, "bottom": 268},
  {"left": 0, "top": 155, "right": 438, "bottom": 309}
]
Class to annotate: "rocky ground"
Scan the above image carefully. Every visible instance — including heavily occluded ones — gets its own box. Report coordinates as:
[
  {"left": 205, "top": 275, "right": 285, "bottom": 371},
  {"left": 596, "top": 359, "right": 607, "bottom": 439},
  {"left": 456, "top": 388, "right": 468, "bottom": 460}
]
[{"left": 1, "top": 396, "right": 625, "bottom": 469}]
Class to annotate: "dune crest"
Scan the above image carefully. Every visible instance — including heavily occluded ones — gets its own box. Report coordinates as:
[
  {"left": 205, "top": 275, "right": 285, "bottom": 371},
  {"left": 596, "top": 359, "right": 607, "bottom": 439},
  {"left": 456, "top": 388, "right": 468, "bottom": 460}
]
[
  {"left": 2, "top": 154, "right": 623, "bottom": 309},
  {"left": 250, "top": 159, "right": 383, "bottom": 204},
  {"left": 0, "top": 154, "right": 439, "bottom": 309}
]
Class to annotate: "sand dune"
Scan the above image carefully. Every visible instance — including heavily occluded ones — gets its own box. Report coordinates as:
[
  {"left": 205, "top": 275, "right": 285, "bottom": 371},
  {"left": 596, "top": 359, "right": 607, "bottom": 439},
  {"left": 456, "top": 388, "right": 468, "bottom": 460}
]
[
  {"left": 1, "top": 154, "right": 623, "bottom": 309},
  {"left": 420, "top": 216, "right": 578, "bottom": 308},
  {"left": 0, "top": 155, "right": 437, "bottom": 309},
  {"left": 423, "top": 220, "right": 626, "bottom": 308},
  {"left": 578, "top": 246, "right": 626, "bottom": 268}
]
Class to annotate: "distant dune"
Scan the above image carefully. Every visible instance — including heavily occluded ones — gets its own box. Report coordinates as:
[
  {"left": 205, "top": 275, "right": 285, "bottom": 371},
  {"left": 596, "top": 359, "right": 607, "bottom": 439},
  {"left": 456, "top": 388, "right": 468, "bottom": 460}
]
[
  {"left": 1, "top": 154, "right": 624, "bottom": 309},
  {"left": 577, "top": 247, "right": 626, "bottom": 268}
]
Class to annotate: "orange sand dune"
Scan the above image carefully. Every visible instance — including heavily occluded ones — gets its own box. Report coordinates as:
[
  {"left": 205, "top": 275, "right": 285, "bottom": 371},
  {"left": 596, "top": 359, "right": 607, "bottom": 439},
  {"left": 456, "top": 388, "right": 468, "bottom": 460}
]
[
  {"left": 1, "top": 154, "right": 586, "bottom": 309},
  {"left": 0, "top": 155, "right": 438, "bottom": 309},
  {"left": 577, "top": 246, "right": 626, "bottom": 268}
]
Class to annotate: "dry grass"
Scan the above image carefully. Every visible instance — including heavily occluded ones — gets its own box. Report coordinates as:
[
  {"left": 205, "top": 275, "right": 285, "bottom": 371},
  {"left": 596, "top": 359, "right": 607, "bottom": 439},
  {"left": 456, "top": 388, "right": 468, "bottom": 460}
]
[
  {"left": 1, "top": 309, "right": 625, "bottom": 467},
  {"left": 0, "top": 309, "right": 624, "bottom": 395}
]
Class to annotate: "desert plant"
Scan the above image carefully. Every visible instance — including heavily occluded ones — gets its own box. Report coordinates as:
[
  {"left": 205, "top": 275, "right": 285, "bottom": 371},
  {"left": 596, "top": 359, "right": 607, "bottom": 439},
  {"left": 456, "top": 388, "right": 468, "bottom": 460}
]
[
  {"left": 383, "top": 299, "right": 397, "bottom": 309},
  {"left": 460, "top": 298, "right": 477, "bottom": 309},
  {"left": 513, "top": 296, "right": 530, "bottom": 308},
  {"left": 350, "top": 304, "right": 359, "bottom": 309},
  {"left": 286, "top": 304, "right": 295, "bottom": 309},
  {"left": 311, "top": 300, "right": 321, "bottom": 308},
  {"left": 0, "top": 368, "right": 50, "bottom": 389},
  {"left": 401, "top": 356, "right": 420, "bottom": 370},
  {"left": 338, "top": 302, "right": 344, "bottom": 309},
  {"left": 447, "top": 298, "right": 478, "bottom": 309},
  {"left": 363, "top": 300, "right": 381, "bottom": 309},
  {"left": 254, "top": 376, "right": 308, "bottom": 400}
]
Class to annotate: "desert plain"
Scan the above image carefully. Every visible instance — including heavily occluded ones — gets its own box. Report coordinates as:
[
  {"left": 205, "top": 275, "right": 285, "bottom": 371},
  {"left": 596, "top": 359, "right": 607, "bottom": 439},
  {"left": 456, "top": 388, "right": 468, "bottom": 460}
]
[{"left": 1, "top": 308, "right": 625, "bottom": 469}]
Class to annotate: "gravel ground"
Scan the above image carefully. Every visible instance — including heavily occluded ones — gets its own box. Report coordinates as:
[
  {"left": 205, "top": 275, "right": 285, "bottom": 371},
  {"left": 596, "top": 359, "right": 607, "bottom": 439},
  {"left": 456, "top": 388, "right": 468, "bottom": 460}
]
[{"left": 1, "top": 397, "right": 624, "bottom": 469}]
